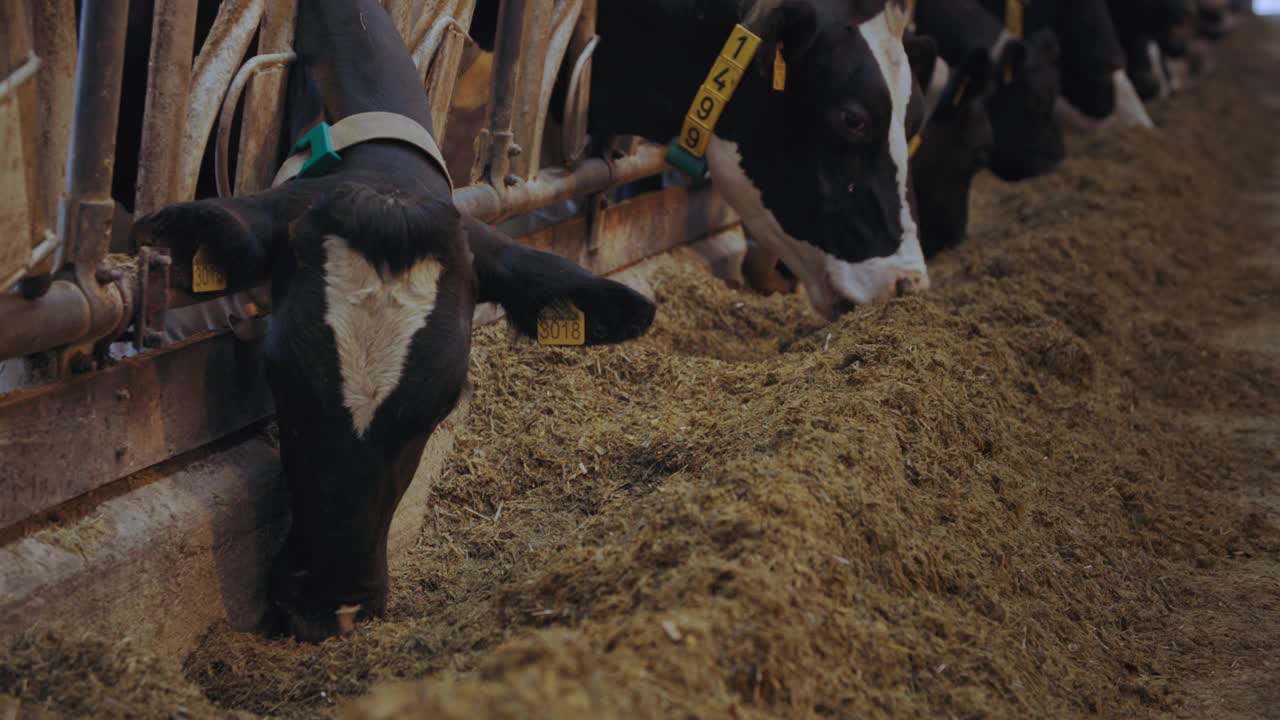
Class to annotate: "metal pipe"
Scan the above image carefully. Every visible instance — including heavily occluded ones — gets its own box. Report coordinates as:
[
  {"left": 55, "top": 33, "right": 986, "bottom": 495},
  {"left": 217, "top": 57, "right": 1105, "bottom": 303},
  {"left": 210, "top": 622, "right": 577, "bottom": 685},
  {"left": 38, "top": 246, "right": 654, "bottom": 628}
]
[
  {"left": 481, "top": 0, "right": 530, "bottom": 186},
  {"left": 454, "top": 142, "right": 667, "bottom": 223},
  {"left": 134, "top": 0, "right": 199, "bottom": 217},
  {"left": 418, "top": 0, "right": 477, "bottom": 141},
  {"left": 0, "top": 0, "right": 131, "bottom": 363},
  {"left": 175, "top": 0, "right": 264, "bottom": 202},
  {"left": 63, "top": 0, "right": 130, "bottom": 268},
  {"left": 216, "top": 52, "right": 297, "bottom": 198},
  {"left": 26, "top": 0, "right": 78, "bottom": 287},
  {"left": 235, "top": 0, "right": 297, "bottom": 195},
  {"left": 0, "top": 282, "right": 94, "bottom": 361}
]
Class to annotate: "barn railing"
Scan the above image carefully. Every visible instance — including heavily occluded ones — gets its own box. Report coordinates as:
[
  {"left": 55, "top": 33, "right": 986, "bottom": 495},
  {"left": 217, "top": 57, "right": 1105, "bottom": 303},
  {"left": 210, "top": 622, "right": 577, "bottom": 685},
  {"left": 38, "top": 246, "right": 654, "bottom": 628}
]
[{"left": 0, "top": 0, "right": 738, "bottom": 531}]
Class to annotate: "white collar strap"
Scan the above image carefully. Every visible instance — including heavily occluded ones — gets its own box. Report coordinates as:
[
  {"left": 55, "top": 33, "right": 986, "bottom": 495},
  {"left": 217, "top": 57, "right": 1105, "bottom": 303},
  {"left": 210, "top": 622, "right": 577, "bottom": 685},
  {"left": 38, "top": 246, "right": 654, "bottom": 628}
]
[{"left": 272, "top": 111, "right": 452, "bottom": 190}]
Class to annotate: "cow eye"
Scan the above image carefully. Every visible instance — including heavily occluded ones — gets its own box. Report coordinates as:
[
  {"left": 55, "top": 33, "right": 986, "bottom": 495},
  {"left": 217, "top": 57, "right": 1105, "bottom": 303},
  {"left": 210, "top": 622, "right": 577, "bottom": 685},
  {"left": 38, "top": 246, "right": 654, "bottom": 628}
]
[{"left": 832, "top": 104, "right": 871, "bottom": 142}]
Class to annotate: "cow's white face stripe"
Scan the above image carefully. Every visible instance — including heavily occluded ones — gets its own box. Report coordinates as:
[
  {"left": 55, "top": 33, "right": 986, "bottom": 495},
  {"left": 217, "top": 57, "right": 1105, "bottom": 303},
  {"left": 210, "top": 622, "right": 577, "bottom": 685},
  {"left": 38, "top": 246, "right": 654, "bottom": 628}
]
[
  {"left": 859, "top": 9, "right": 920, "bottom": 257},
  {"left": 323, "top": 236, "right": 442, "bottom": 437}
]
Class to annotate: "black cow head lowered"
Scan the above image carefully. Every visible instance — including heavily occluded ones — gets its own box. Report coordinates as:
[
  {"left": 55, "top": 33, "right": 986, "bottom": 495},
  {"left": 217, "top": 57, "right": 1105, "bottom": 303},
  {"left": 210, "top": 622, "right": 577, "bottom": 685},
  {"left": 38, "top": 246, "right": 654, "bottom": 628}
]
[
  {"left": 909, "top": 47, "right": 995, "bottom": 258},
  {"left": 706, "top": 0, "right": 928, "bottom": 316},
  {"left": 912, "top": 0, "right": 1064, "bottom": 181},
  {"left": 582, "top": 0, "right": 924, "bottom": 317},
  {"left": 131, "top": 0, "right": 654, "bottom": 642},
  {"left": 987, "top": 28, "right": 1064, "bottom": 181}
]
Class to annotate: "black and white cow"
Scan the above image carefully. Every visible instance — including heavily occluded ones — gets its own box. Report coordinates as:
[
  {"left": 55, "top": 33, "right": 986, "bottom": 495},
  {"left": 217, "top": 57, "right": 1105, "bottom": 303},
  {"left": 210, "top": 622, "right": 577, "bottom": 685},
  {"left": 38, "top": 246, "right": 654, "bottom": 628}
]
[
  {"left": 1109, "top": 0, "right": 1190, "bottom": 100},
  {"left": 905, "top": 39, "right": 995, "bottom": 257},
  {"left": 131, "top": 0, "right": 654, "bottom": 641},
  {"left": 977, "top": 0, "right": 1153, "bottom": 131},
  {"left": 914, "top": 0, "right": 1065, "bottom": 181},
  {"left": 476, "top": 0, "right": 929, "bottom": 316}
]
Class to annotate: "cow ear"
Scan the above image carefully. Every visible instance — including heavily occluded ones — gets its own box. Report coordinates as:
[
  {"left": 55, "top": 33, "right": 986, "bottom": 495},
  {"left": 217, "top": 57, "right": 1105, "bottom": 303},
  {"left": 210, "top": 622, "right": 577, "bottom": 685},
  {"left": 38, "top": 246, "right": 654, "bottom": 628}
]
[
  {"left": 903, "top": 33, "right": 939, "bottom": 89},
  {"left": 995, "top": 39, "right": 1027, "bottom": 86},
  {"left": 130, "top": 186, "right": 300, "bottom": 293},
  {"left": 951, "top": 49, "right": 993, "bottom": 107},
  {"left": 464, "top": 216, "right": 655, "bottom": 346},
  {"left": 751, "top": 0, "right": 819, "bottom": 81}
]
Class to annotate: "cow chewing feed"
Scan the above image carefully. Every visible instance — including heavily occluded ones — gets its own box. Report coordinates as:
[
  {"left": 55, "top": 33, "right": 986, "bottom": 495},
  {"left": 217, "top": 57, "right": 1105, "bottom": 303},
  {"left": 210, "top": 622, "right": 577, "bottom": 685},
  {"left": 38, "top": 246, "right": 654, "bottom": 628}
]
[
  {"left": 913, "top": 0, "right": 1065, "bottom": 181},
  {"left": 130, "top": 0, "right": 654, "bottom": 642},
  {"left": 474, "top": 0, "right": 930, "bottom": 317}
]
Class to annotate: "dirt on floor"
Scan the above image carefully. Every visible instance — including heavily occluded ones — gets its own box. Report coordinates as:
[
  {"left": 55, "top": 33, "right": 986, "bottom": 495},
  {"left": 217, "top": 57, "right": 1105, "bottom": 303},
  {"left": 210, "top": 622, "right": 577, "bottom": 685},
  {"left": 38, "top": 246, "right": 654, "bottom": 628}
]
[{"left": 4, "top": 18, "right": 1280, "bottom": 720}]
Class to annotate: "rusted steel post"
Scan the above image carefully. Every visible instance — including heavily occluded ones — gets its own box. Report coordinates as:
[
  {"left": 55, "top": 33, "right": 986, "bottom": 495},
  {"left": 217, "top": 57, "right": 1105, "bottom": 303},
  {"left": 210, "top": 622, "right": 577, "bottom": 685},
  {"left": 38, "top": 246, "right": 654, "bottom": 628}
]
[
  {"left": 134, "top": 0, "right": 198, "bottom": 216},
  {"left": 518, "top": 0, "right": 582, "bottom": 177},
  {"left": 24, "top": 0, "right": 77, "bottom": 291},
  {"left": 0, "top": 0, "right": 39, "bottom": 296},
  {"left": 234, "top": 0, "right": 297, "bottom": 195},
  {"left": 175, "top": 0, "right": 264, "bottom": 202},
  {"left": 479, "top": 0, "right": 530, "bottom": 188},
  {"left": 562, "top": 0, "right": 596, "bottom": 166},
  {"left": 419, "top": 0, "right": 477, "bottom": 142}
]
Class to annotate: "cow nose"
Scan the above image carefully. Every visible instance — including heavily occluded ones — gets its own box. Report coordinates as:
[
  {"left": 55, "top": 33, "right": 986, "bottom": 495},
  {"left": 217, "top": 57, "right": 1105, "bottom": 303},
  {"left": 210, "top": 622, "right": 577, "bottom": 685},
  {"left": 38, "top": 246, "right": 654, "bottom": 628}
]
[
  {"left": 830, "top": 298, "right": 858, "bottom": 318},
  {"left": 895, "top": 276, "right": 925, "bottom": 297}
]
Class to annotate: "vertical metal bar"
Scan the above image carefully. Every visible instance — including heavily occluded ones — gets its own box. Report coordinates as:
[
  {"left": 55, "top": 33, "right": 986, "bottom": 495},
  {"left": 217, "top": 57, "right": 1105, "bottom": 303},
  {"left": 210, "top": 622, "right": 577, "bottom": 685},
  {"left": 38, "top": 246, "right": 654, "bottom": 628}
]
[
  {"left": 424, "top": 0, "right": 477, "bottom": 140},
  {"left": 235, "top": 0, "right": 297, "bottom": 195},
  {"left": 481, "top": 0, "right": 530, "bottom": 188},
  {"left": 562, "top": 0, "right": 595, "bottom": 166},
  {"left": 63, "top": 0, "right": 130, "bottom": 269},
  {"left": 134, "top": 0, "right": 198, "bottom": 216},
  {"left": 25, "top": 0, "right": 76, "bottom": 288},
  {"left": 175, "top": 0, "right": 264, "bottom": 202},
  {"left": 0, "top": 0, "right": 37, "bottom": 295}
]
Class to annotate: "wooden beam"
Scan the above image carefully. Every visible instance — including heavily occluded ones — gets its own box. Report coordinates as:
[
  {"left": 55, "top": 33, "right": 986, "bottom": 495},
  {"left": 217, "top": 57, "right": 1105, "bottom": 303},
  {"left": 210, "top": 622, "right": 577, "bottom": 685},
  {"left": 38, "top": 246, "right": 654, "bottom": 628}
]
[{"left": 0, "top": 331, "right": 273, "bottom": 530}]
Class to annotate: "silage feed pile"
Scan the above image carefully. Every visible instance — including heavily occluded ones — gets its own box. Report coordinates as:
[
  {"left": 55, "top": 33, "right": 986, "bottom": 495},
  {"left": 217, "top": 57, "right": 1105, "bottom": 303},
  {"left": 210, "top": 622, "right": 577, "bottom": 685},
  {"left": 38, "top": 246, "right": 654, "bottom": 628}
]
[{"left": 5, "top": 21, "right": 1280, "bottom": 720}]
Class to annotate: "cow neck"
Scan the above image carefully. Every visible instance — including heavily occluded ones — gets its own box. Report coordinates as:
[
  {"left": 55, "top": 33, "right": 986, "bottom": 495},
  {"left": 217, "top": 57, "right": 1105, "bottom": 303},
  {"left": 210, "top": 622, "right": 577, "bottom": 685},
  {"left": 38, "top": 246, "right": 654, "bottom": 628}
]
[{"left": 272, "top": 111, "right": 452, "bottom": 190}]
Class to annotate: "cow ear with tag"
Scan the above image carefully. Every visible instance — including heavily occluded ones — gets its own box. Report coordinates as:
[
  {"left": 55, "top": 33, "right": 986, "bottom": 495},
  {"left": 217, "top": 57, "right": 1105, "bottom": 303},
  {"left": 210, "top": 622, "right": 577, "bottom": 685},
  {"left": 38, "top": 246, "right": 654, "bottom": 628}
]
[
  {"left": 748, "top": 0, "right": 818, "bottom": 84},
  {"left": 903, "top": 33, "right": 938, "bottom": 92},
  {"left": 129, "top": 185, "right": 304, "bottom": 295},
  {"left": 950, "top": 49, "right": 993, "bottom": 109}
]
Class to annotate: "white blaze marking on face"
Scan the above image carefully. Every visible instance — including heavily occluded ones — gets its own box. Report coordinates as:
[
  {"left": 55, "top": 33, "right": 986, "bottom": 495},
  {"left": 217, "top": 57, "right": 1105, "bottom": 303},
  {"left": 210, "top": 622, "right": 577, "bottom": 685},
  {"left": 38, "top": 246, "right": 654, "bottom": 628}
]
[
  {"left": 323, "top": 236, "right": 442, "bottom": 437},
  {"left": 1146, "top": 41, "right": 1172, "bottom": 100},
  {"left": 989, "top": 29, "right": 1016, "bottom": 63},
  {"left": 1109, "top": 69, "right": 1155, "bottom": 129}
]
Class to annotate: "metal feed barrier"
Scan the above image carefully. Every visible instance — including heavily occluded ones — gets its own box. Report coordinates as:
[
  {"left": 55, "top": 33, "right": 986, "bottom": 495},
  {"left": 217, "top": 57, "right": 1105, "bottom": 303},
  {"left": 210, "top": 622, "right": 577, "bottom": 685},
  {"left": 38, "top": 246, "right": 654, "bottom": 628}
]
[{"left": 0, "top": 0, "right": 737, "bottom": 532}]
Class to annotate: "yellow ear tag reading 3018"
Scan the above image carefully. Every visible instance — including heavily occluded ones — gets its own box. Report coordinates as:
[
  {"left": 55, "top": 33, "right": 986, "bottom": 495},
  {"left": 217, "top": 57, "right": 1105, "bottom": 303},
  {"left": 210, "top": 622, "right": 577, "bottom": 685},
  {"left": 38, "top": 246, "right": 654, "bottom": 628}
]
[
  {"left": 537, "top": 302, "right": 585, "bottom": 346},
  {"left": 192, "top": 245, "right": 228, "bottom": 293}
]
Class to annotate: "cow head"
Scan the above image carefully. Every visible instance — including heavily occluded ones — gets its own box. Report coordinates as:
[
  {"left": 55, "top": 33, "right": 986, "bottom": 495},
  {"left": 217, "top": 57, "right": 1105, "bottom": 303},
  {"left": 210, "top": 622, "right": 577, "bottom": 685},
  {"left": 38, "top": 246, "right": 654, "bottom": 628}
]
[
  {"left": 706, "top": 0, "right": 928, "bottom": 317},
  {"left": 133, "top": 163, "right": 654, "bottom": 642},
  {"left": 987, "top": 28, "right": 1064, "bottom": 181},
  {"left": 910, "top": 49, "right": 995, "bottom": 257}
]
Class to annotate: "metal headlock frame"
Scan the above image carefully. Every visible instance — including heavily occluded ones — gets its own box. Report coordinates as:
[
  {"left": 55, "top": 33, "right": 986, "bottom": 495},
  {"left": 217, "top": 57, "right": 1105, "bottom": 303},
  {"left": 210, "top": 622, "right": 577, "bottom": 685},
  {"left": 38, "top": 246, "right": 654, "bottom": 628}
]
[{"left": 0, "top": 0, "right": 675, "bottom": 367}]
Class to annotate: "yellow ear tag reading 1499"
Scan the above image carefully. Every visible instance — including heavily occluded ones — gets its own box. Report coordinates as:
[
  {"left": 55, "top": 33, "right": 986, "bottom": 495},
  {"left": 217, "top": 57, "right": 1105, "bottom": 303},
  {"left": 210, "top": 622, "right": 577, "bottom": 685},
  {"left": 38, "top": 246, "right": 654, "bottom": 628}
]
[
  {"left": 537, "top": 302, "right": 585, "bottom": 347},
  {"left": 192, "top": 245, "right": 228, "bottom": 293}
]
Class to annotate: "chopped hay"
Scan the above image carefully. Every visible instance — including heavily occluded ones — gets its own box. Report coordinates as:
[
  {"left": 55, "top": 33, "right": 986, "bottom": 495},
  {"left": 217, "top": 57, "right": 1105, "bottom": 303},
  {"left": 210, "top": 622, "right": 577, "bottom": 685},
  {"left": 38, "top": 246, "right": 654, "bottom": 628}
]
[{"left": 4, "top": 18, "right": 1280, "bottom": 720}]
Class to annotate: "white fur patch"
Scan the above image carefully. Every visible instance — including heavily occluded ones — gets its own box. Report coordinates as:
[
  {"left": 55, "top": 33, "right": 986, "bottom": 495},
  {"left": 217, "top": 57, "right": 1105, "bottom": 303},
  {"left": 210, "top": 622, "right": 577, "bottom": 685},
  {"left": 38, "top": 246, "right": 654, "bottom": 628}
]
[
  {"left": 923, "top": 57, "right": 952, "bottom": 120},
  {"left": 859, "top": 11, "right": 921, "bottom": 266},
  {"left": 323, "top": 236, "right": 442, "bottom": 437}
]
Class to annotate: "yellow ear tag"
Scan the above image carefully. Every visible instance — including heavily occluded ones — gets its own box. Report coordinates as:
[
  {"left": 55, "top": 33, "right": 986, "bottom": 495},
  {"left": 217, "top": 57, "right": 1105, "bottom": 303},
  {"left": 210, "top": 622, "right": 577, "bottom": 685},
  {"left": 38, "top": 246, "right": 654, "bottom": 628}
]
[
  {"left": 772, "top": 46, "right": 787, "bottom": 92},
  {"left": 192, "top": 245, "right": 228, "bottom": 293},
  {"left": 952, "top": 76, "right": 971, "bottom": 107},
  {"left": 537, "top": 301, "right": 585, "bottom": 346},
  {"left": 1005, "top": 0, "right": 1024, "bottom": 40},
  {"left": 908, "top": 135, "right": 922, "bottom": 158}
]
